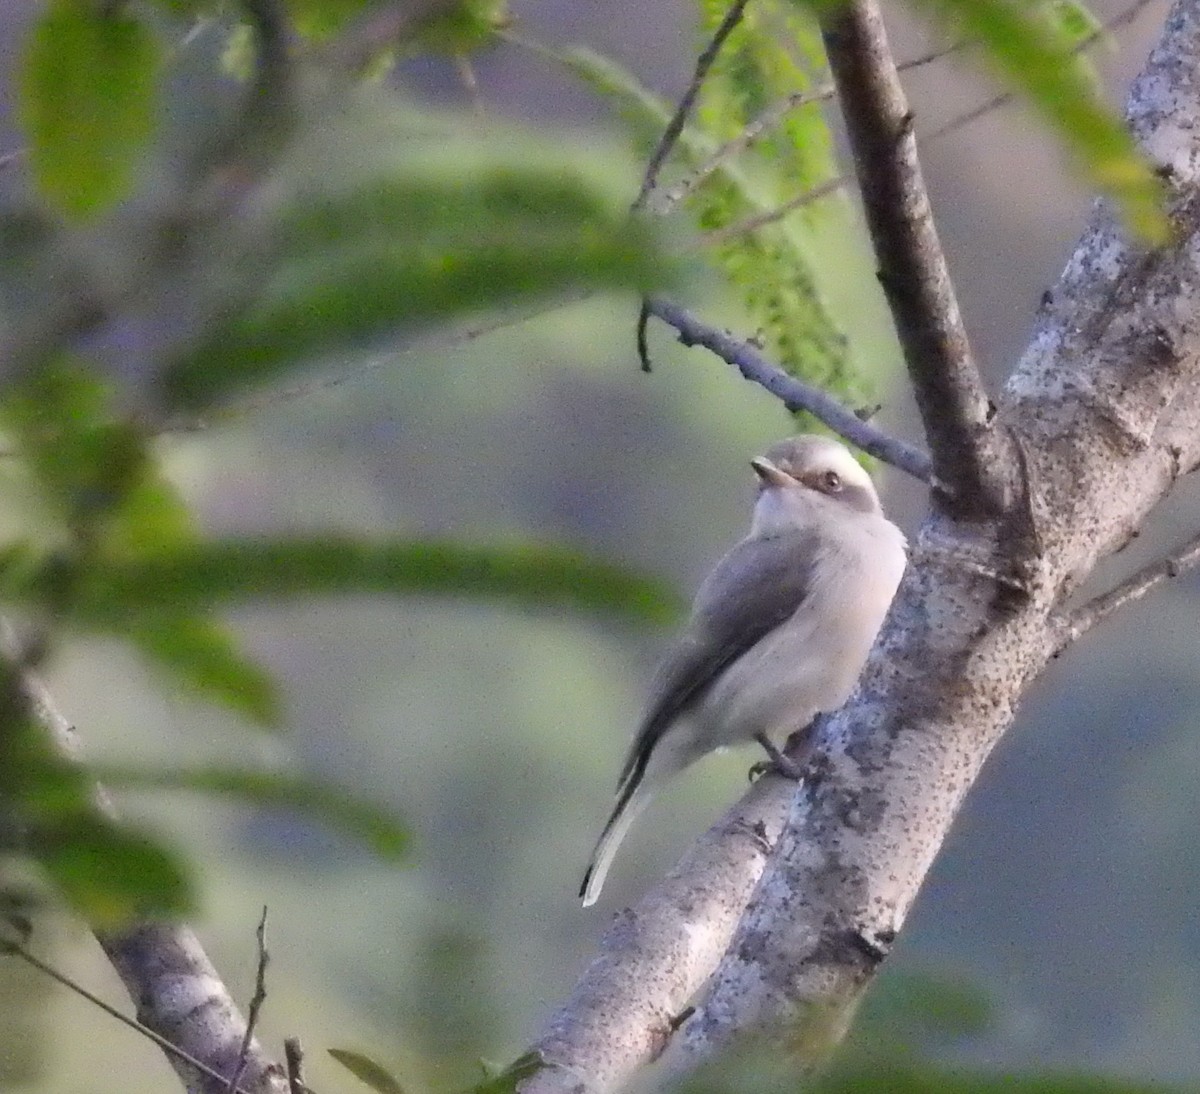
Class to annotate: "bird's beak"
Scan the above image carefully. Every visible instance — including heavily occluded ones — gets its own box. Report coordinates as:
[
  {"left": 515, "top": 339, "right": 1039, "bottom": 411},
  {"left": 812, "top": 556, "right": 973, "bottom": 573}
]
[{"left": 750, "top": 457, "right": 796, "bottom": 489}]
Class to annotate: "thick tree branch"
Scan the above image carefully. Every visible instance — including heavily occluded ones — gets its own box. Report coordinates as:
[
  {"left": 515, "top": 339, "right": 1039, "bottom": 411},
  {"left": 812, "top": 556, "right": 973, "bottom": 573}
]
[
  {"left": 524, "top": 778, "right": 794, "bottom": 1094},
  {"left": 646, "top": 297, "right": 933, "bottom": 484},
  {"left": 819, "top": 0, "right": 1008, "bottom": 513},
  {"left": 1054, "top": 529, "right": 1200, "bottom": 653},
  {"left": 667, "top": 0, "right": 1200, "bottom": 1073},
  {"left": 519, "top": 1, "right": 1200, "bottom": 1089}
]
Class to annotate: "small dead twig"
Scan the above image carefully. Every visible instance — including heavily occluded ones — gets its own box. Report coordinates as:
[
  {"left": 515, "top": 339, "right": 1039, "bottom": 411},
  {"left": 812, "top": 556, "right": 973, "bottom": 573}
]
[
  {"left": 1055, "top": 530, "right": 1200, "bottom": 653},
  {"left": 226, "top": 906, "right": 271, "bottom": 1094},
  {"left": 645, "top": 296, "right": 933, "bottom": 484},
  {"left": 0, "top": 933, "right": 259, "bottom": 1094},
  {"left": 284, "top": 1038, "right": 306, "bottom": 1094},
  {"left": 632, "top": 0, "right": 751, "bottom": 212}
]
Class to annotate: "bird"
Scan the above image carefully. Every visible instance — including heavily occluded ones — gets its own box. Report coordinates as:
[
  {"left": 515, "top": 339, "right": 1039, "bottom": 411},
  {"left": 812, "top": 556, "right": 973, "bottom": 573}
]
[{"left": 579, "top": 434, "right": 907, "bottom": 906}]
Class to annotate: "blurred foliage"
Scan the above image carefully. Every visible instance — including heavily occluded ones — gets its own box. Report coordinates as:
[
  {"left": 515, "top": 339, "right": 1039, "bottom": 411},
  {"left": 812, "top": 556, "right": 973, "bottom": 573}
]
[
  {"left": 0, "top": 0, "right": 1181, "bottom": 1087},
  {"left": 520, "top": 25, "right": 857, "bottom": 409},
  {"left": 692, "top": 0, "right": 855, "bottom": 399},
  {"left": 907, "top": 0, "right": 1166, "bottom": 242},
  {"left": 329, "top": 1047, "right": 410, "bottom": 1094},
  {"left": 17, "top": 0, "right": 159, "bottom": 219},
  {"left": 0, "top": 0, "right": 670, "bottom": 935}
]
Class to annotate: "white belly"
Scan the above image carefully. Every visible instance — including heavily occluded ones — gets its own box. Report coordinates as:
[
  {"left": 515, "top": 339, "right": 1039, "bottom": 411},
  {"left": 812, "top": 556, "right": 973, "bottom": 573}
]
[{"left": 689, "top": 525, "right": 904, "bottom": 753}]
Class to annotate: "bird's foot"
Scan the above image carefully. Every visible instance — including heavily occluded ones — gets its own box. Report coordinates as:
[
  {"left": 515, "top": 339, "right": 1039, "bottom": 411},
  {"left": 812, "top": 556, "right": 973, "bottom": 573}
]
[{"left": 749, "top": 732, "right": 805, "bottom": 782}]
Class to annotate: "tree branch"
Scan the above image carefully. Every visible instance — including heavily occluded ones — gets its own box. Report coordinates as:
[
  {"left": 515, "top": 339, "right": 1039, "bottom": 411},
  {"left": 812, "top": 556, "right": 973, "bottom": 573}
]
[
  {"left": 12, "top": 648, "right": 288, "bottom": 1094},
  {"left": 645, "top": 296, "right": 933, "bottom": 484},
  {"left": 632, "top": 0, "right": 750, "bottom": 212},
  {"left": 523, "top": 777, "right": 795, "bottom": 1094},
  {"left": 819, "top": 0, "right": 1006, "bottom": 514},
  {"left": 664, "top": 0, "right": 1200, "bottom": 1074},
  {"left": 0, "top": 936, "right": 266, "bottom": 1094},
  {"left": 518, "top": 1, "right": 1200, "bottom": 1089},
  {"left": 1054, "top": 529, "right": 1200, "bottom": 653}
]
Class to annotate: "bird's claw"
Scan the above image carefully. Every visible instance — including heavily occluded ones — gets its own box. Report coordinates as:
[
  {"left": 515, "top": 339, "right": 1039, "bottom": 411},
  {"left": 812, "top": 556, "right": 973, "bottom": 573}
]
[{"left": 750, "top": 733, "right": 806, "bottom": 781}]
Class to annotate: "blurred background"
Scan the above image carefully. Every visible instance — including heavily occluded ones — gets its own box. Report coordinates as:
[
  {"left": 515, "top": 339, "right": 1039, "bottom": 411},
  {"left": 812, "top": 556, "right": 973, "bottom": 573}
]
[{"left": 3, "top": 0, "right": 1200, "bottom": 1091}]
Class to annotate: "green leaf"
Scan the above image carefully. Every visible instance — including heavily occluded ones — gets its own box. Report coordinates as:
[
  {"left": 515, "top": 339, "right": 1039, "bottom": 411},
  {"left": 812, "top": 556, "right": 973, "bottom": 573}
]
[
  {"left": 0, "top": 363, "right": 195, "bottom": 556},
  {"left": 162, "top": 108, "right": 668, "bottom": 407},
  {"left": 96, "top": 766, "right": 409, "bottom": 861},
  {"left": 30, "top": 815, "right": 193, "bottom": 926},
  {"left": 466, "top": 1051, "right": 544, "bottom": 1094},
  {"left": 328, "top": 1048, "right": 408, "bottom": 1094},
  {"left": 51, "top": 537, "right": 682, "bottom": 626},
  {"left": 544, "top": 31, "right": 855, "bottom": 405},
  {"left": 127, "top": 616, "right": 280, "bottom": 727},
  {"left": 910, "top": 0, "right": 1166, "bottom": 242},
  {"left": 1043, "top": 0, "right": 1103, "bottom": 48},
  {"left": 17, "top": 0, "right": 159, "bottom": 218}
]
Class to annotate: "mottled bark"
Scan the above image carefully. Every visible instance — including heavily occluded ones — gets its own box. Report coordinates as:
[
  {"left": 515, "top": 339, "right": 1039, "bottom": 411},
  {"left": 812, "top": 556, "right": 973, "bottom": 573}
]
[{"left": 523, "top": 1, "right": 1200, "bottom": 1089}]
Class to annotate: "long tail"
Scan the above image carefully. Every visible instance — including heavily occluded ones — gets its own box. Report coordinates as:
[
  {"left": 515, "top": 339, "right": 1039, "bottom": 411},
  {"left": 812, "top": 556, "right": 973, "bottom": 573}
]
[{"left": 579, "top": 774, "right": 655, "bottom": 907}]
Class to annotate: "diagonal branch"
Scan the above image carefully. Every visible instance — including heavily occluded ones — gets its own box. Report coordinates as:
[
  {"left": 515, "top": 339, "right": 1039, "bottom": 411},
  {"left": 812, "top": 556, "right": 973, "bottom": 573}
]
[
  {"left": 646, "top": 297, "right": 933, "bottom": 484},
  {"left": 1054, "top": 529, "right": 1200, "bottom": 653},
  {"left": 11, "top": 643, "right": 288, "bottom": 1094},
  {"left": 632, "top": 0, "right": 750, "bottom": 212},
  {"left": 818, "top": 0, "right": 1008, "bottom": 513}
]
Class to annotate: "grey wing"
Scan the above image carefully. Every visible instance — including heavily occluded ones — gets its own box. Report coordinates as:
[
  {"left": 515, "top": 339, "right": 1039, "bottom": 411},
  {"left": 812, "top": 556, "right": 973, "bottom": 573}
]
[{"left": 615, "top": 527, "right": 822, "bottom": 791}]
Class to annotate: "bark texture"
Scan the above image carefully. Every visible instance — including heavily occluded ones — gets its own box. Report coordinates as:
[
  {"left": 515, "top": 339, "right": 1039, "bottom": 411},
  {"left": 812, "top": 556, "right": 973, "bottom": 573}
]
[
  {"left": 670, "top": 0, "right": 1200, "bottom": 1067},
  {"left": 523, "top": 0, "right": 1200, "bottom": 1088},
  {"left": 21, "top": 664, "right": 287, "bottom": 1094}
]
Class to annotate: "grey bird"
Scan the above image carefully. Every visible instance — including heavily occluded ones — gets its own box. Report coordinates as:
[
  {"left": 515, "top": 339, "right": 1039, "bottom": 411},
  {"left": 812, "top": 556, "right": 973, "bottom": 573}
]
[{"left": 579, "top": 434, "right": 907, "bottom": 906}]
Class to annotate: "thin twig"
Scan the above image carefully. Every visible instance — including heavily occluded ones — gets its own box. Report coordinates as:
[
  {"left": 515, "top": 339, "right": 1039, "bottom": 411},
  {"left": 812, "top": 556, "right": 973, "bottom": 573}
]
[
  {"left": 632, "top": 0, "right": 750, "bottom": 212},
  {"left": 819, "top": 0, "right": 1001, "bottom": 512},
  {"left": 284, "top": 1038, "right": 306, "bottom": 1094},
  {"left": 700, "top": 173, "right": 851, "bottom": 246},
  {"left": 636, "top": 299, "right": 654, "bottom": 372},
  {"left": 1055, "top": 530, "right": 1200, "bottom": 653},
  {"left": 0, "top": 935, "right": 259, "bottom": 1094},
  {"left": 227, "top": 907, "right": 271, "bottom": 1094},
  {"left": 158, "top": 292, "right": 591, "bottom": 435},
  {"left": 646, "top": 296, "right": 933, "bottom": 483},
  {"left": 652, "top": 83, "right": 837, "bottom": 214}
]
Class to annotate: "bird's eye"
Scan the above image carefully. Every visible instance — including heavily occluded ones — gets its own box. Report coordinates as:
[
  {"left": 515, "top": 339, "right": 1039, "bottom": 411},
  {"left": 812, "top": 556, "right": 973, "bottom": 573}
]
[{"left": 821, "top": 470, "right": 842, "bottom": 492}]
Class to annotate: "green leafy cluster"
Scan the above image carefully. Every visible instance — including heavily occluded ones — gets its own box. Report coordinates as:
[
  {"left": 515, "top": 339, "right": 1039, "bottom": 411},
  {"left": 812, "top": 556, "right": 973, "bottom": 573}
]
[
  {"left": 537, "top": 5, "right": 857, "bottom": 408},
  {"left": 909, "top": 0, "right": 1167, "bottom": 242},
  {"left": 2, "top": 0, "right": 677, "bottom": 929},
  {"left": 693, "top": 0, "right": 855, "bottom": 400}
]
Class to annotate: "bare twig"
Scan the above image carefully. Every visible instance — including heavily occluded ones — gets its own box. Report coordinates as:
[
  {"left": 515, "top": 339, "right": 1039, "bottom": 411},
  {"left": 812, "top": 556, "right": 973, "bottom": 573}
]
[
  {"left": 632, "top": 0, "right": 750, "bottom": 212},
  {"left": 0, "top": 935, "right": 260, "bottom": 1094},
  {"left": 700, "top": 172, "right": 851, "bottom": 245},
  {"left": 227, "top": 907, "right": 271, "bottom": 1094},
  {"left": 819, "top": 0, "right": 1002, "bottom": 512},
  {"left": 636, "top": 299, "right": 654, "bottom": 372},
  {"left": 1055, "top": 530, "right": 1200, "bottom": 652},
  {"left": 652, "top": 83, "right": 837, "bottom": 214},
  {"left": 646, "top": 296, "right": 933, "bottom": 483},
  {"left": 284, "top": 1038, "right": 306, "bottom": 1094}
]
